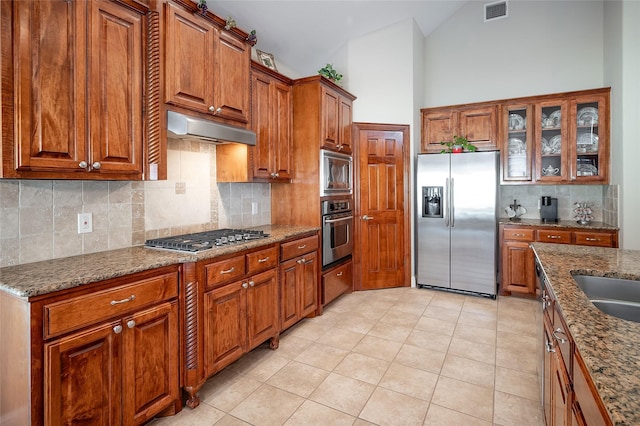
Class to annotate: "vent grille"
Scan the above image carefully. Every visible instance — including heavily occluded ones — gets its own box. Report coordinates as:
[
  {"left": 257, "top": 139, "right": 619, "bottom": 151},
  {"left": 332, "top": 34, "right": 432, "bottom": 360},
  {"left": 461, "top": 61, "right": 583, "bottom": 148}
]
[{"left": 485, "top": 1, "right": 508, "bottom": 21}]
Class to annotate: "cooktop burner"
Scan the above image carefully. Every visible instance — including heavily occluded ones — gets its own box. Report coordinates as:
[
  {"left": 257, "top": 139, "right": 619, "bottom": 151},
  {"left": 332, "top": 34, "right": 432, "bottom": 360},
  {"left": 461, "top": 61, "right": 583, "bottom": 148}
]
[{"left": 145, "top": 229, "right": 269, "bottom": 253}]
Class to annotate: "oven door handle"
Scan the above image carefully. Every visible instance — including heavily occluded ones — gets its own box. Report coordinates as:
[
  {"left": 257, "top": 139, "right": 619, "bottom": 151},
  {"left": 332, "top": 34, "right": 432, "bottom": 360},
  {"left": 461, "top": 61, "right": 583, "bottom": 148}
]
[{"left": 324, "top": 215, "right": 354, "bottom": 224}]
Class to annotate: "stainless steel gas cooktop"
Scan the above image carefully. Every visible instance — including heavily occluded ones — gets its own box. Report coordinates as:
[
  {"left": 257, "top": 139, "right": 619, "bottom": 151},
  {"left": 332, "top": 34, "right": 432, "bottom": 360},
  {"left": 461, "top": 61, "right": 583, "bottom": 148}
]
[{"left": 144, "top": 229, "right": 269, "bottom": 253}]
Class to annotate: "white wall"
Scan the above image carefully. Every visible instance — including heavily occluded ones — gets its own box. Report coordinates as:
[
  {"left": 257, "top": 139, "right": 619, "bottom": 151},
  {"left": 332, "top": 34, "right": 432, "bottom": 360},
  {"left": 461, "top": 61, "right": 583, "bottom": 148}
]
[
  {"left": 604, "top": 1, "right": 640, "bottom": 249},
  {"left": 424, "top": 1, "right": 604, "bottom": 106}
]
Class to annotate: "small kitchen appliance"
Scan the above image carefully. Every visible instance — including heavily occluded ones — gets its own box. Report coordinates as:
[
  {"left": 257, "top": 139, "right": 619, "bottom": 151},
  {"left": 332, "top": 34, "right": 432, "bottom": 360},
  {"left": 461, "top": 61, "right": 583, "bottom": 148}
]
[{"left": 540, "top": 196, "right": 559, "bottom": 223}]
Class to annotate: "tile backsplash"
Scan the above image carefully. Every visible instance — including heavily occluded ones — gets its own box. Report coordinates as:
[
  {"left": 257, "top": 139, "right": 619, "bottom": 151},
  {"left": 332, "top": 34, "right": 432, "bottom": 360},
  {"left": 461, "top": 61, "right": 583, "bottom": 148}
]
[
  {"left": 0, "top": 140, "right": 271, "bottom": 267},
  {"left": 499, "top": 184, "right": 618, "bottom": 224}
]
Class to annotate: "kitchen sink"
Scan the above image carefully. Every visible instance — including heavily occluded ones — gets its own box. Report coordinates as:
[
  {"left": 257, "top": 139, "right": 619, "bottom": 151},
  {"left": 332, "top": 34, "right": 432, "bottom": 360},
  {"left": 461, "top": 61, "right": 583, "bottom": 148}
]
[{"left": 572, "top": 275, "right": 640, "bottom": 322}]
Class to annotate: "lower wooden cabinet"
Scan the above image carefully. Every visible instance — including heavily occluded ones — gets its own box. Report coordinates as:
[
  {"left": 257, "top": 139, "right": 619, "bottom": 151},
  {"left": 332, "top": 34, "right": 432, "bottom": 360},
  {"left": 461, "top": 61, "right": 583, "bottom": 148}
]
[
  {"left": 500, "top": 223, "right": 618, "bottom": 296},
  {"left": 322, "top": 260, "right": 353, "bottom": 306}
]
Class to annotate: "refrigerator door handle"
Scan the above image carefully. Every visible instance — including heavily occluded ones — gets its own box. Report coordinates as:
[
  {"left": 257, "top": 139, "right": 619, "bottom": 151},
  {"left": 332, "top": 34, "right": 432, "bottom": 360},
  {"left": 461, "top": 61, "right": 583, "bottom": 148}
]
[
  {"left": 444, "top": 178, "right": 450, "bottom": 227},
  {"left": 450, "top": 177, "right": 455, "bottom": 228}
]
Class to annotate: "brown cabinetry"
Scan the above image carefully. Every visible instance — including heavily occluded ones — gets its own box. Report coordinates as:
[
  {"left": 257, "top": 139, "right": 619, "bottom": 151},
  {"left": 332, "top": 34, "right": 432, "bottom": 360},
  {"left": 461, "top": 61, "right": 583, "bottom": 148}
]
[
  {"left": 420, "top": 104, "right": 499, "bottom": 153},
  {"left": 322, "top": 260, "right": 353, "bottom": 306},
  {"left": 164, "top": 1, "right": 250, "bottom": 127},
  {"left": 0, "top": 0, "right": 156, "bottom": 180},
  {"left": 279, "top": 234, "right": 320, "bottom": 330},
  {"left": 216, "top": 62, "right": 292, "bottom": 182},
  {"left": 500, "top": 224, "right": 618, "bottom": 296},
  {"left": 202, "top": 247, "right": 279, "bottom": 377},
  {"left": 320, "top": 84, "right": 354, "bottom": 154},
  {"left": 0, "top": 266, "right": 181, "bottom": 425}
]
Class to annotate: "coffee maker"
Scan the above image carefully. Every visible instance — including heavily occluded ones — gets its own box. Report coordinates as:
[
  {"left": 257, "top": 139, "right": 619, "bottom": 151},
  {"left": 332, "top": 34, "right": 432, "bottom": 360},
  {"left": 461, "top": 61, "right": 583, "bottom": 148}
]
[{"left": 540, "top": 196, "right": 558, "bottom": 223}]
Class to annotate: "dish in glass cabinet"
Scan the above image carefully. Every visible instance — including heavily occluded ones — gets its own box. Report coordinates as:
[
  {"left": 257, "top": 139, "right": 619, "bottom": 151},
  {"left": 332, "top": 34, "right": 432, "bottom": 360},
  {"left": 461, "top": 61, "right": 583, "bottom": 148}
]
[
  {"left": 577, "top": 107, "right": 599, "bottom": 125},
  {"left": 509, "top": 114, "right": 525, "bottom": 130},
  {"left": 577, "top": 163, "right": 598, "bottom": 176},
  {"left": 542, "top": 135, "right": 561, "bottom": 154},
  {"left": 508, "top": 138, "right": 525, "bottom": 154},
  {"left": 549, "top": 110, "right": 562, "bottom": 127},
  {"left": 577, "top": 133, "right": 599, "bottom": 152}
]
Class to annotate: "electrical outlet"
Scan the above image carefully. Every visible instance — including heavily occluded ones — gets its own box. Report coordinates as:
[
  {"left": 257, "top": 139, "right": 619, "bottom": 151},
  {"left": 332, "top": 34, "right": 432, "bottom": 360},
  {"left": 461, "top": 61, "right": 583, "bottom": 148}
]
[{"left": 78, "top": 213, "right": 92, "bottom": 234}]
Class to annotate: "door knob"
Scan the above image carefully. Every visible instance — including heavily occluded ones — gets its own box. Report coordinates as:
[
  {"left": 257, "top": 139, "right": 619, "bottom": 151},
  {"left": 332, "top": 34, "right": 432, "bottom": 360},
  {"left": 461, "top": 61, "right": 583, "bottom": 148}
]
[{"left": 362, "top": 215, "right": 374, "bottom": 221}]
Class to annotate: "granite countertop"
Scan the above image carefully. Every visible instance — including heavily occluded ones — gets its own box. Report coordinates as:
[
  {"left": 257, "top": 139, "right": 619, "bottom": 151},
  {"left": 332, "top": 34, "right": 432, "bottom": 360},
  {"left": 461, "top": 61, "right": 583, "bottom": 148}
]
[
  {"left": 499, "top": 218, "right": 619, "bottom": 231},
  {"left": 531, "top": 242, "right": 640, "bottom": 425},
  {"left": 0, "top": 225, "right": 318, "bottom": 299}
]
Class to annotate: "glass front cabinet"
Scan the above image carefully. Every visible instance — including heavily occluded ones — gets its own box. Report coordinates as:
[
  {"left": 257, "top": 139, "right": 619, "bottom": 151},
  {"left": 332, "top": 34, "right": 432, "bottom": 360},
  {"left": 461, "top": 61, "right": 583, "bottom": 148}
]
[{"left": 501, "top": 87, "right": 609, "bottom": 185}]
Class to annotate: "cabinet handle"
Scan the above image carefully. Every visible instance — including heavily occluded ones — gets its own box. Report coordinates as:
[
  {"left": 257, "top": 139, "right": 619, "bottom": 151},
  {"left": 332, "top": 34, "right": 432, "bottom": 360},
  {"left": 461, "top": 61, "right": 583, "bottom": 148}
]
[
  {"left": 79, "top": 161, "right": 88, "bottom": 169},
  {"left": 113, "top": 325, "right": 123, "bottom": 334},
  {"left": 242, "top": 282, "right": 249, "bottom": 289},
  {"left": 111, "top": 295, "right": 135, "bottom": 305},
  {"left": 547, "top": 235, "right": 561, "bottom": 239},
  {"left": 92, "top": 161, "right": 101, "bottom": 170},
  {"left": 541, "top": 295, "right": 551, "bottom": 309},
  {"left": 545, "top": 341, "right": 556, "bottom": 353},
  {"left": 336, "top": 272, "right": 343, "bottom": 277},
  {"left": 208, "top": 106, "right": 222, "bottom": 114},
  {"left": 220, "top": 267, "right": 235, "bottom": 274},
  {"left": 553, "top": 328, "right": 568, "bottom": 344},
  {"left": 513, "top": 233, "right": 525, "bottom": 237},
  {"left": 249, "top": 280, "right": 255, "bottom": 287},
  {"left": 585, "top": 237, "right": 600, "bottom": 242},
  {"left": 127, "top": 320, "right": 136, "bottom": 329},
  {"left": 258, "top": 257, "right": 270, "bottom": 263},
  {"left": 297, "top": 244, "right": 307, "bottom": 249}
]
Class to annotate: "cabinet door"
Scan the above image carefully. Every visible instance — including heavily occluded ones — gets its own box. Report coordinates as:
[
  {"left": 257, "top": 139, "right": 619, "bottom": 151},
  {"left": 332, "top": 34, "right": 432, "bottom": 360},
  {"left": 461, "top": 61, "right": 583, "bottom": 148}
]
[
  {"left": 501, "top": 241, "right": 536, "bottom": 294},
  {"left": 251, "top": 72, "right": 275, "bottom": 180},
  {"left": 543, "top": 319, "right": 554, "bottom": 426},
  {"left": 458, "top": 105, "right": 498, "bottom": 150},
  {"left": 45, "top": 322, "right": 121, "bottom": 425},
  {"left": 213, "top": 31, "right": 250, "bottom": 125},
  {"left": 13, "top": 0, "right": 88, "bottom": 173},
  {"left": 246, "top": 269, "right": 279, "bottom": 350},
  {"left": 536, "top": 100, "right": 569, "bottom": 182},
  {"left": 204, "top": 281, "right": 247, "bottom": 376},
  {"left": 338, "top": 97, "right": 353, "bottom": 154},
  {"left": 421, "top": 109, "right": 456, "bottom": 153},
  {"left": 299, "top": 251, "right": 319, "bottom": 318},
  {"left": 122, "top": 301, "right": 179, "bottom": 425},
  {"left": 570, "top": 94, "right": 609, "bottom": 183},
  {"left": 273, "top": 81, "right": 293, "bottom": 179},
  {"left": 280, "top": 258, "right": 300, "bottom": 330},
  {"left": 321, "top": 87, "right": 340, "bottom": 151},
  {"left": 87, "top": 0, "right": 144, "bottom": 175},
  {"left": 164, "top": 3, "right": 215, "bottom": 112},
  {"left": 503, "top": 104, "right": 533, "bottom": 181}
]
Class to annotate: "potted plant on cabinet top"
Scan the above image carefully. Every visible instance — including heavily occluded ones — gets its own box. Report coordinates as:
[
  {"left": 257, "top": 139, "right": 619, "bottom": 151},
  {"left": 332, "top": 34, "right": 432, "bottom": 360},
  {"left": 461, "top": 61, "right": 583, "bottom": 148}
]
[
  {"left": 440, "top": 135, "right": 477, "bottom": 154},
  {"left": 318, "top": 64, "right": 343, "bottom": 84}
]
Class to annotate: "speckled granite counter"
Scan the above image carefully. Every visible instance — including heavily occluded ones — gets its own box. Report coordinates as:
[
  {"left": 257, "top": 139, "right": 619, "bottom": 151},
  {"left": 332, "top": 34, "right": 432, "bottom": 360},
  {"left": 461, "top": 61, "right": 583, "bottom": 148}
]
[
  {"left": 0, "top": 225, "right": 318, "bottom": 299},
  {"left": 531, "top": 243, "right": 640, "bottom": 425},
  {"left": 499, "top": 218, "right": 619, "bottom": 231}
]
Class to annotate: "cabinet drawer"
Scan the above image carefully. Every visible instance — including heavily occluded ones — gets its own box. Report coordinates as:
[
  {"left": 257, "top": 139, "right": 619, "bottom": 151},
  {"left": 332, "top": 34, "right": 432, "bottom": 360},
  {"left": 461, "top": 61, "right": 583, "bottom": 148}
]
[
  {"left": 281, "top": 235, "right": 319, "bottom": 261},
  {"left": 246, "top": 246, "right": 278, "bottom": 275},
  {"left": 574, "top": 232, "right": 614, "bottom": 248},
  {"left": 502, "top": 227, "right": 535, "bottom": 241},
  {"left": 536, "top": 229, "right": 572, "bottom": 244},
  {"left": 205, "top": 256, "right": 246, "bottom": 288},
  {"left": 322, "top": 261, "right": 352, "bottom": 305},
  {"left": 44, "top": 272, "right": 178, "bottom": 338}
]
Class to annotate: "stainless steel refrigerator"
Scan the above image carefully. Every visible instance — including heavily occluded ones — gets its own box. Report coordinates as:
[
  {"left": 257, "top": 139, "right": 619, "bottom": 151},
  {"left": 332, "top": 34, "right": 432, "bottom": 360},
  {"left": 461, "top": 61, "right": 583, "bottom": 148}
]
[{"left": 415, "top": 151, "right": 499, "bottom": 297}]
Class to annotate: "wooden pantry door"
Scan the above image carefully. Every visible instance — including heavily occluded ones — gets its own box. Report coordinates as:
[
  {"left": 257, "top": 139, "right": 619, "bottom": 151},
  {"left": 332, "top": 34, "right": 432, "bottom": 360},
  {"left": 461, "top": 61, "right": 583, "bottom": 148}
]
[{"left": 354, "top": 123, "right": 410, "bottom": 290}]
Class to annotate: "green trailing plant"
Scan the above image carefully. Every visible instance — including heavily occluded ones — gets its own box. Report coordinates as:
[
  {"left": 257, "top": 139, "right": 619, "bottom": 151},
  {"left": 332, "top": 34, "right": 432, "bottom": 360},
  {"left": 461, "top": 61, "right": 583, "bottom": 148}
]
[
  {"left": 440, "top": 135, "right": 477, "bottom": 153},
  {"left": 318, "top": 64, "right": 343, "bottom": 83}
]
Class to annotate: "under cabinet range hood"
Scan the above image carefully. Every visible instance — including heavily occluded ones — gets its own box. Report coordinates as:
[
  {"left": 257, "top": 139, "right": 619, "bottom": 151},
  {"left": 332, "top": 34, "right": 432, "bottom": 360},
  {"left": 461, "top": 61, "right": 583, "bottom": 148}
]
[{"left": 166, "top": 110, "right": 256, "bottom": 146}]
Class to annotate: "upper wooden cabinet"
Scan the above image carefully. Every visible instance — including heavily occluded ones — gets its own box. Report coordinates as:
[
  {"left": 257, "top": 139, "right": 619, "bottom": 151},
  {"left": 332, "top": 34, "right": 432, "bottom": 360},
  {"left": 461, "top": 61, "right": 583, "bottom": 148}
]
[
  {"left": 164, "top": 1, "right": 250, "bottom": 127},
  {"left": 216, "top": 61, "right": 292, "bottom": 182},
  {"left": 501, "top": 87, "right": 610, "bottom": 184},
  {"left": 421, "top": 104, "right": 499, "bottom": 153},
  {"left": 292, "top": 76, "right": 356, "bottom": 154},
  {"left": 0, "top": 0, "right": 158, "bottom": 180}
]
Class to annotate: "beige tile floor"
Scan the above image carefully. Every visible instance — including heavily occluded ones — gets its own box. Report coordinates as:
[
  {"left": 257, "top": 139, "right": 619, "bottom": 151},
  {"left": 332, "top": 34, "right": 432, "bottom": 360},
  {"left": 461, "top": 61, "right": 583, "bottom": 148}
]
[{"left": 150, "top": 287, "right": 544, "bottom": 426}]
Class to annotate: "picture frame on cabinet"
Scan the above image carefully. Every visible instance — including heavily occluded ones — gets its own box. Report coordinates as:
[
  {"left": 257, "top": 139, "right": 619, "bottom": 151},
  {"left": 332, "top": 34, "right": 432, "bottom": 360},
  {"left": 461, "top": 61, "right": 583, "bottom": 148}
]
[{"left": 256, "top": 49, "right": 277, "bottom": 71}]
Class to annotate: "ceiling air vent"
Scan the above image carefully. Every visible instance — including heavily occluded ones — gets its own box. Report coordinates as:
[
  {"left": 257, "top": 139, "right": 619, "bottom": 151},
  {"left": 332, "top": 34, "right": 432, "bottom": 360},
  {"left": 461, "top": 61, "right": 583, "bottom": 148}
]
[{"left": 485, "top": 0, "right": 508, "bottom": 22}]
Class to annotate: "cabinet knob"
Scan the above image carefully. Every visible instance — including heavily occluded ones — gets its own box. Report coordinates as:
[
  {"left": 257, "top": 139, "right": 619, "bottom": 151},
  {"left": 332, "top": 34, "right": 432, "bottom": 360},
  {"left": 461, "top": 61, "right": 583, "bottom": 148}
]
[
  {"left": 113, "top": 325, "right": 123, "bottom": 334},
  {"left": 127, "top": 320, "right": 136, "bottom": 329},
  {"left": 249, "top": 280, "right": 255, "bottom": 287},
  {"left": 79, "top": 161, "right": 88, "bottom": 169},
  {"left": 553, "top": 328, "right": 568, "bottom": 344},
  {"left": 92, "top": 162, "right": 101, "bottom": 170},
  {"left": 270, "top": 172, "right": 280, "bottom": 178},
  {"left": 209, "top": 106, "right": 222, "bottom": 114},
  {"left": 242, "top": 282, "right": 249, "bottom": 289},
  {"left": 297, "top": 258, "right": 306, "bottom": 264}
]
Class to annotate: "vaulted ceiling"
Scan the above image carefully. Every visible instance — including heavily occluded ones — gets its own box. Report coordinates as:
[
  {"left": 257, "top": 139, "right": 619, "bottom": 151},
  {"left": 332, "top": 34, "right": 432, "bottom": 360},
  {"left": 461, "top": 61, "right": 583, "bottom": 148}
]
[{"left": 209, "top": 1, "right": 469, "bottom": 76}]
